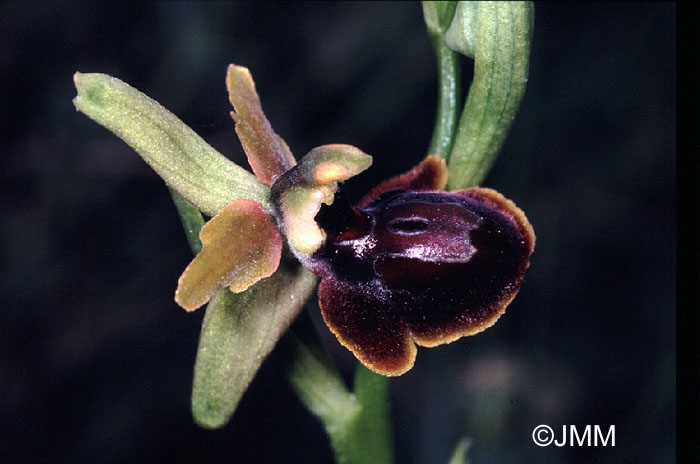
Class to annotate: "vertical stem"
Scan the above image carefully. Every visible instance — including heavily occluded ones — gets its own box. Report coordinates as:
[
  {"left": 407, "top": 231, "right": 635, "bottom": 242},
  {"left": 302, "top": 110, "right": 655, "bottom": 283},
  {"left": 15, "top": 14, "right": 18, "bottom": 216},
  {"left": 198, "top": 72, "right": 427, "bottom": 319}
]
[
  {"left": 287, "top": 334, "right": 394, "bottom": 464},
  {"left": 428, "top": 35, "right": 462, "bottom": 159},
  {"left": 351, "top": 364, "right": 393, "bottom": 464}
]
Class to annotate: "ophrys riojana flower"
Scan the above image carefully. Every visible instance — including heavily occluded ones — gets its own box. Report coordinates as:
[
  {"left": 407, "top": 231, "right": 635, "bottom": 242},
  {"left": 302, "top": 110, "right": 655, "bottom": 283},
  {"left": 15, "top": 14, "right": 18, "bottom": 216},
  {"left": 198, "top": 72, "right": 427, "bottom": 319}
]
[{"left": 79, "top": 64, "right": 535, "bottom": 377}]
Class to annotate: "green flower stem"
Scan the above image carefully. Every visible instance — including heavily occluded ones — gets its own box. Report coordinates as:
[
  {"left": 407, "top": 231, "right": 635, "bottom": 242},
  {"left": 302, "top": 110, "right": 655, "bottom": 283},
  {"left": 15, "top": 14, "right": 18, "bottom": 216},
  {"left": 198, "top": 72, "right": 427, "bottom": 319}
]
[
  {"left": 349, "top": 364, "right": 393, "bottom": 464},
  {"left": 287, "top": 336, "right": 393, "bottom": 464},
  {"left": 73, "top": 73, "right": 272, "bottom": 216},
  {"left": 445, "top": 2, "right": 534, "bottom": 189},
  {"left": 427, "top": 35, "right": 462, "bottom": 159},
  {"left": 169, "top": 187, "right": 205, "bottom": 254},
  {"left": 422, "top": 1, "right": 460, "bottom": 159}
]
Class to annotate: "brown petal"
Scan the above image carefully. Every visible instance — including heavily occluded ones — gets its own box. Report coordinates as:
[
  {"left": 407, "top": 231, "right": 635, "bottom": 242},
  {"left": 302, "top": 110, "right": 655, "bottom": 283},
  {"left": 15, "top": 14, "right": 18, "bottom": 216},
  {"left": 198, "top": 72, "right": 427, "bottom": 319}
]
[
  {"left": 175, "top": 198, "right": 282, "bottom": 311},
  {"left": 227, "top": 64, "right": 296, "bottom": 185}
]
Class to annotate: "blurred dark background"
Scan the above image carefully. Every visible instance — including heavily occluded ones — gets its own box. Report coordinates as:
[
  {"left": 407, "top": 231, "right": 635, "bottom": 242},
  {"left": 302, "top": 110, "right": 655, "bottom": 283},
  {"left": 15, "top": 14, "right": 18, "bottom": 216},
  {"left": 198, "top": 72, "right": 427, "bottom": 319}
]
[{"left": 0, "top": 2, "right": 675, "bottom": 463}]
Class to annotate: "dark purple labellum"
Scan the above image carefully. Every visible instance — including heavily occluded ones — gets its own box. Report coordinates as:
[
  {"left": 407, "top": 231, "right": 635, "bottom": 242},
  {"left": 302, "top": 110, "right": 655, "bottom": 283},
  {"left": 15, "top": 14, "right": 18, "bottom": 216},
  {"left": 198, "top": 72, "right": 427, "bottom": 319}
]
[{"left": 308, "top": 186, "right": 535, "bottom": 376}]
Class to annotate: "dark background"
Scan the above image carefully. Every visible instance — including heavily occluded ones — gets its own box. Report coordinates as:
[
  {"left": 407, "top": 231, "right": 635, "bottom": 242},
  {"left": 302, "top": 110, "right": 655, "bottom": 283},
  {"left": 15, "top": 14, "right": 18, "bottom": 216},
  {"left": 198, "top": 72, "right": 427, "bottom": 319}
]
[{"left": 1, "top": 2, "right": 675, "bottom": 463}]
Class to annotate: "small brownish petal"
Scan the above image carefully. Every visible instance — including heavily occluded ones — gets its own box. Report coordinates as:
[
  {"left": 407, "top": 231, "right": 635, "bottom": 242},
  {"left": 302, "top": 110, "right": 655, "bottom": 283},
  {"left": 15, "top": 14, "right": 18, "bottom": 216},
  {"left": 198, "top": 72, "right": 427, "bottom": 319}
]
[
  {"left": 227, "top": 65, "right": 296, "bottom": 185},
  {"left": 357, "top": 154, "right": 448, "bottom": 207},
  {"left": 175, "top": 198, "right": 282, "bottom": 311}
]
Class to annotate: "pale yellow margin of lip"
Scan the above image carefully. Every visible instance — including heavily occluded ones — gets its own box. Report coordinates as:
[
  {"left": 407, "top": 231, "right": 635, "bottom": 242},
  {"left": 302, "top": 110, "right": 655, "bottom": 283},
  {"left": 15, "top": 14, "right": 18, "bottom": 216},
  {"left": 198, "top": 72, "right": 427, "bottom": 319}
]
[
  {"left": 320, "top": 291, "right": 511, "bottom": 377},
  {"left": 318, "top": 285, "right": 417, "bottom": 377},
  {"left": 461, "top": 186, "right": 537, "bottom": 252},
  {"left": 323, "top": 315, "right": 418, "bottom": 377},
  {"left": 410, "top": 186, "right": 535, "bottom": 348},
  {"left": 410, "top": 291, "right": 518, "bottom": 348},
  {"left": 431, "top": 155, "right": 449, "bottom": 190}
]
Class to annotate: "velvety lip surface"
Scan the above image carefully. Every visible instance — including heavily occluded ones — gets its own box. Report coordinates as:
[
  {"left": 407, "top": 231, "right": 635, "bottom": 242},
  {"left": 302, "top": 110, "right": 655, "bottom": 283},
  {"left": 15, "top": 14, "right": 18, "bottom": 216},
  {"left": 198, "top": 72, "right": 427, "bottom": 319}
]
[{"left": 304, "top": 151, "right": 535, "bottom": 376}]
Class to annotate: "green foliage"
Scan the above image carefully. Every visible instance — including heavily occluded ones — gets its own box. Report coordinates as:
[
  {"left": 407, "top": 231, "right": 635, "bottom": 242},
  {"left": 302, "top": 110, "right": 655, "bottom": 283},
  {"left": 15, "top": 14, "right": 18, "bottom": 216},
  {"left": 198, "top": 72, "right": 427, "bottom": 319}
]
[
  {"left": 422, "top": 1, "right": 534, "bottom": 189},
  {"left": 422, "top": 1, "right": 459, "bottom": 36},
  {"left": 445, "top": 2, "right": 534, "bottom": 189}
]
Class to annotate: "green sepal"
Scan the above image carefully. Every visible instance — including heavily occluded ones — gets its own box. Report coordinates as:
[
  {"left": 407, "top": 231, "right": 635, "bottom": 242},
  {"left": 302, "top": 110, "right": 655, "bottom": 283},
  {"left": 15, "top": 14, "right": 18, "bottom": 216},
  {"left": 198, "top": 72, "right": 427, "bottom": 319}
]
[
  {"left": 191, "top": 254, "right": 318, "bottom": 429},
  {"left": 73, "top": 72, "right": 272, "bottom": 216}
]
